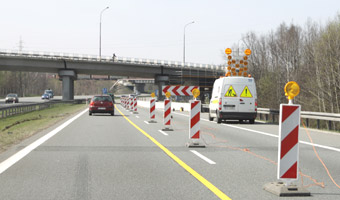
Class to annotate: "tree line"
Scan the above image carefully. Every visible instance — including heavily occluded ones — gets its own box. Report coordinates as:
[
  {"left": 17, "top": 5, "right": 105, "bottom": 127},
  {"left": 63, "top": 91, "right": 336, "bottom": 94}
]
[{"left": 241, "top": 14, "right": 340, "bottom": 115}]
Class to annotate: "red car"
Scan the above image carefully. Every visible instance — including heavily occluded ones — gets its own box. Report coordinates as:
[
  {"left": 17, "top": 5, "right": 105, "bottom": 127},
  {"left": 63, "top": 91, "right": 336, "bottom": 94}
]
[{"left": 89, "top": 95, "right": 114, "bottom": 116}]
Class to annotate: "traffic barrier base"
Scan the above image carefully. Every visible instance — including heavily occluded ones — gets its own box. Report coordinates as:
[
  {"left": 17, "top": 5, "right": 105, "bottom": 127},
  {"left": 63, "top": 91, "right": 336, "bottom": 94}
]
[{"left": 263, "top": 182, "right": 310, "bottom": 197}]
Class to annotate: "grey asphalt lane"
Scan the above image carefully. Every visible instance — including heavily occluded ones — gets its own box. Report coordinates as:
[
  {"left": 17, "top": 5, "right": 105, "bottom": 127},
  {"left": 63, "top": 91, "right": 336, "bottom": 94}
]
[{"left": 0, "top": 102, "right": 340, "bottom": 200}]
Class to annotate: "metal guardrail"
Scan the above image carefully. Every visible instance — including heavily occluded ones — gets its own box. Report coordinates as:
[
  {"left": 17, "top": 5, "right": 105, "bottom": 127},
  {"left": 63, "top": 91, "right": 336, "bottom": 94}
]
[
  {"left": 257, "top": 108, "right": 340, "bottom": 131},
  {"left": 0, "top": 99, "right": 87, "bottom": 119},
  {"left": 0, "top": 49, "right": 224, "bottom": 72}
]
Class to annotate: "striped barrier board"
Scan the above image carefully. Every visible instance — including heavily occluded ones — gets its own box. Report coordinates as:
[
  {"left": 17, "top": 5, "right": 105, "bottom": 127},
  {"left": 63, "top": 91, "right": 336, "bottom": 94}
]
[
  {"left": 186, "top": 100, "right": 205, "bottom": 147},
  {"left": 277, "top": 104, "right": 301, "bottom": 180},
  {"left": 162, "top": 99, "right": 173, "bottom": 131},
  {"left": 149, "top": 98, "right": 156, "bottom": 123},
  {"left": 130, "top": 97, "right": 133, "bottom": 111},
  {"left": 133, "top": 97, "right": 138, "bottom": 114},
  {"left": 162, "top": 86, "right": 199, "bottom": 96}
]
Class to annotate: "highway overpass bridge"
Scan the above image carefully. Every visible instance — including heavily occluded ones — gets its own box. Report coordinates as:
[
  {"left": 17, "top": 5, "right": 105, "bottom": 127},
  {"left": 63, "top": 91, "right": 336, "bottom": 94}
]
[{"left": 0, "top": 50, "right": 224, "bottom": 100}]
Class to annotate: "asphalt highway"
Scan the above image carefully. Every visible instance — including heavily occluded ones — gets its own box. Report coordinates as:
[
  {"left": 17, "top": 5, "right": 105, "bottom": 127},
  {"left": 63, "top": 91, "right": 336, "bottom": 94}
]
[{"left": 0, "top": 101, "right": 339, "bottom": 199}]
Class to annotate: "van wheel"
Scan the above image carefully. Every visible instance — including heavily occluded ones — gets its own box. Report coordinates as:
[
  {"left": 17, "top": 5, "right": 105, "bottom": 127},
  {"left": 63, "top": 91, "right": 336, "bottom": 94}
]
[
  {"left": 208, "top": 112, "right": 213, "bottom": 121},
  {"left": 249, "top": 119, "right": 255, "bottom": 124},
  {"left": 216, "top": 111, "right": 222, "bottom": 124}
]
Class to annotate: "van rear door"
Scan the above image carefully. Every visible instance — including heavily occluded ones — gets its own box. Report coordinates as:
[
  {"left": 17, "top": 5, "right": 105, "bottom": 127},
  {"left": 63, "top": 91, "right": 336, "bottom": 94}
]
[
  {"left": 238, "top": 83, "right": 256, "bottom": 113},
  {"left": 221, "top": 83, "right": 239, "bottom": 112}
]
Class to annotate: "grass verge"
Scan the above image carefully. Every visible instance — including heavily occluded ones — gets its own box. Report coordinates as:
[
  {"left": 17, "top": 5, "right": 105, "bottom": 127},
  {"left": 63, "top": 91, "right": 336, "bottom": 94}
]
[{"left": 0, "top": 103, "right": 87, "bottom": 153}]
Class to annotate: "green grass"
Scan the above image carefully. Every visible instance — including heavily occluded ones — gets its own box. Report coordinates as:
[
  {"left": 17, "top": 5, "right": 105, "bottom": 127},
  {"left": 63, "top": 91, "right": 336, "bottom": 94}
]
[{"left": 0, "top": 103, "right": 87, "bottom": 153}]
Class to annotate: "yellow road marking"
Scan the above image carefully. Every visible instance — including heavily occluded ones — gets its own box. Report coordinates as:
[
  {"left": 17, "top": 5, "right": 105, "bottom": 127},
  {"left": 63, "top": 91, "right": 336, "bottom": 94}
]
[{"left": 115, "top": 105, "right": 232, "bottom": 200}]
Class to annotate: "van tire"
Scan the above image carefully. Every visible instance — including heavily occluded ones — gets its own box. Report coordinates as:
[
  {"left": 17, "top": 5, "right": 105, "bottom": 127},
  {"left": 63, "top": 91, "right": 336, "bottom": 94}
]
[
  {"left": 249, "top": 119, "right": 255, "bottom": 124},
  {"left": 216, "top": 110, "right": 222, "bottom": 124},
  {"left": 208, "top": 112, "right": 213, "bottom": 121}
]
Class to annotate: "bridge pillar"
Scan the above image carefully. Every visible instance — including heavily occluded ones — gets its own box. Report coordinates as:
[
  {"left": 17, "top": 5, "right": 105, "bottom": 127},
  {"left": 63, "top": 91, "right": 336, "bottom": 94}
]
[
  {"left": 155, "top": 74, "right": 169, "bottom": 101},
  {"left": 58, "top": 70, "right": 76, "bottom": 101}
]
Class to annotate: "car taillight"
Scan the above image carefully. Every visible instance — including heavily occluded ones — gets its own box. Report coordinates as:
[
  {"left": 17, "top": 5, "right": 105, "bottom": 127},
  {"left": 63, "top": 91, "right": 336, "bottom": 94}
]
[
  {"left": 109, "top": 102, "right": 113, "bottom": 107},
  {"left": 90, "top": 101, "right": 94, "bottom": 106},
  {"left": 255, "top": 99, "right": 258, "bottom": 111},
  {"left": 240, "top": 99, "right": 243, "bottom": 102},
  {"left": 219, "top": 98, "right": 222, "bottom": 111}
]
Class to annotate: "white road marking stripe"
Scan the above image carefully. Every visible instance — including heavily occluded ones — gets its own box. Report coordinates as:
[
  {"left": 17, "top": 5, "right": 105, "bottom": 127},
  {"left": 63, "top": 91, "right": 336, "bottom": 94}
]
[
  {"left": 172, "top": 111, "right": 340, "bottom": 153},
  {"left": 136, "top": 116, "right": 139, "bottom": 118},
  {"left": 0, "top": 108, "right": 89, "bottom": 175},
  {"left": 144, "top": 121, "right": 150, "bottom": 124},
  {"left": 158, "top": 130, "right": 168, "bottom": 136},
  {"left": 190, "top": 150, "right": 216, "bottom": 164}
]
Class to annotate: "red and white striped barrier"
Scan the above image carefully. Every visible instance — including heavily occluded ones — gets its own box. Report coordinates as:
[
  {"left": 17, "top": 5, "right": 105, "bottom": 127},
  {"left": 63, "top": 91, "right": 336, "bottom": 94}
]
[
  {"left": 148, "top": 98, "right": 156, "bottom": 123},
  {"left": 277, "top": 104, "right": 301, "bottom": 181},
  {"left": 130, "top": 97, "right": 133, "bottom": 111},
  {"left": 133, "top": 97, "right": 138, "bottom": 114},
  {"left": 162, "top": 85, "right": 199, "bottom": 96},
  {"left": 162, "top": 99, "right": 173, "bottom": 131},
  {"left": 187, "top": 100, "right": 205, "bottom": 147}
]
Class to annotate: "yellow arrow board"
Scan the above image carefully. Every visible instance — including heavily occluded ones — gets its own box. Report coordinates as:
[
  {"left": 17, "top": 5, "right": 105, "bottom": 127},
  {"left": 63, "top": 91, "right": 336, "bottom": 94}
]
[
  {"left": 240, "top": 86, "right": 252, "bottom": 98},
  {"left": 225, "top": 86, "right": 237, "bottom": 97}
]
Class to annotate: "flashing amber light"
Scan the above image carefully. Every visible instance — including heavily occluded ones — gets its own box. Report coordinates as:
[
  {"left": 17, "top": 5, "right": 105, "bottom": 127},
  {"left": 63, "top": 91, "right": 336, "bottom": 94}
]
[
  {"left": 231, "top": 68, "right": 236, "bottom": 72},
  {"left": 235, "top": 64, "right": 240, "bottom": 68},
  {"left": 244, "top": 56, "right": 248, "bottom": 60},
  {"left": 227, "top": 66, "right": 231, "bottom": 70},
  {"left": 240, "top": 60, "right": 244, "bottom": 64},
  {"left": 244, "top": 49, "right": 251, "bottom": 55},
  {"left": 227, "top": 55, "right": 232, "bottom": 60},
  {"left": 225, "top": 48, "right": 232, "bottom": 55},
  {"left": 227, "top": 72, "right": 231, "bottom": 76},
  {"left": 238, "top": 72, "right": 242, "bottom": 76},
  {"left": 240, "top": 68, "right": 244, "bottom": 72},
  {"left": 248, "top": 74, "right": 252, "bottom": 78},
  {"left": 232, "top": 72, "right": 237, "bottom": 76},
  {"left": 232, "top": 59, "right": 236, "bottom": 64},
  {"left": 228, "top": 61, "right": 231, "bottom": 65},
  {"left": 244, "top": 67, "right": 248, "bottom": 71},
  {"left": 284, "top": 81, "right": 300, "bottom": 100},
  {"left": 244, "top": 61, "right": 248, "bottom": 66},
  {"left": 244, "top": 72, "right": 248, "bottom": 77}
]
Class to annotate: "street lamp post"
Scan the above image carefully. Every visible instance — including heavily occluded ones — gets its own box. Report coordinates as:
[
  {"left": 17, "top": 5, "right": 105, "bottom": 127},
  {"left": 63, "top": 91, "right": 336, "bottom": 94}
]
[
  {"left": 181, "top": 21, "right": 195, "bottom": 85},
  {"left": 99, "top": 6, "right": 109, "bottom": 60}
]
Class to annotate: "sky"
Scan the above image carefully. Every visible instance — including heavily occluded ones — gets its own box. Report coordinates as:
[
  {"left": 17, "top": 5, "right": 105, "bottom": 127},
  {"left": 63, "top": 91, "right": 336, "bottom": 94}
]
[{"left": 1, "top": 0, "right": 340, "bottom": 65}]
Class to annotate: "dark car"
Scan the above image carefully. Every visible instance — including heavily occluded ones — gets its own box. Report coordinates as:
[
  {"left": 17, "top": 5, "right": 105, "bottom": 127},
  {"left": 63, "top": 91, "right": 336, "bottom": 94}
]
[
  {"left": 89, "top": 95, "right": 114, "bottom": 116},
  {"left": 5, "top": 93, "right": 19, "bottom": 103},
  {"left": 41, "top": 93, "right": 50, "bottom": 100}
]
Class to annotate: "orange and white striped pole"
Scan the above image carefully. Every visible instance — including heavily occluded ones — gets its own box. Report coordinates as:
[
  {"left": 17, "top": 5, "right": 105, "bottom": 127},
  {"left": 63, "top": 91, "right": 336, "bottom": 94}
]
[
  {"left": 130, "top": 97, "right": 133, "bottom": 111},
  {"left": 187, "top": 89, "right": 205, "bottom": 147},
  {"left": 162, "top": 92, "right": 173, "bottom": 131}
]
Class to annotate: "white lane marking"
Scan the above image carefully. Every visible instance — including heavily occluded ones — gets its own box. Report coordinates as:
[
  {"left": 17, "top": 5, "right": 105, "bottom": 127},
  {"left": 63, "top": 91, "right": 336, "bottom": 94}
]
[
  {"left": 0, "top": 108, "right": 89, "bottom": 175},
  {"left": 158, "top": 130, "right": 168, "bottom": 136},
  {"left": 172, "top": 111, "right": 340, "bottom": 153},
  {"left": 190, "top": 150, "right": 216, "bottom": 165},
  {"left": 222, "top": 124, "right": 277, "bottom": 138},
  {"left": 144, "top": 121, "right": 150, "bottom": 124},
  {"left": 136, "top": 116, "right": 140, "bottom": 118}
]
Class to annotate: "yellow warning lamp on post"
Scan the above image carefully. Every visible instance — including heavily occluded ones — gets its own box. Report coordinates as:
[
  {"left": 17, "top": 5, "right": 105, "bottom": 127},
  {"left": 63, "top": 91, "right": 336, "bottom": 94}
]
[
  {"left": 225, "top": 48, "right": 232, "bottom": 55},
  {"left": 284, "top": 81, "right": 300, "bottom": 105},
  {"left": 192, "top": 88, "right": 200, "bottom": 100},
  {"left": 165, "top": 91, "right": 171, "bottom": 100},
  {"left": 244, "top": 49, "right": 252, "bottom": 56},
  {"left": 151, "top": 92, "right": 156, "bottom": 98}
]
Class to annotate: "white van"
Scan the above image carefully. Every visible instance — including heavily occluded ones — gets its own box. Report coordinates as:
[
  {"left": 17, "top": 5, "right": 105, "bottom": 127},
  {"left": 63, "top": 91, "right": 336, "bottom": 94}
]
[{"left": 209, "top": 76, "right": 257, "bottom": 124}]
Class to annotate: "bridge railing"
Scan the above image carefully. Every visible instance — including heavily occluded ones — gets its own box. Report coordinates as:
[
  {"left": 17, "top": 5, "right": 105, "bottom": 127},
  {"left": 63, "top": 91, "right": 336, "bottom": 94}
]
[
  {"left": 0, "top": 49, "right": 224, "bottom": 72},
  {"left": 0, "top": 99, "right": 87, "bottom": 119}
]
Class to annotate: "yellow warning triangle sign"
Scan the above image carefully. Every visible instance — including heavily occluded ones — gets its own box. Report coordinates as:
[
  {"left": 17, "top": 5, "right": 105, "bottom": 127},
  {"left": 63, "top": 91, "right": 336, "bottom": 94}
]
[
  {"left": 240, "top": 86, "right": 252, "bottom": 98},
  {"left": 225, "top": 86, "right": 237, "bottom": 97}
]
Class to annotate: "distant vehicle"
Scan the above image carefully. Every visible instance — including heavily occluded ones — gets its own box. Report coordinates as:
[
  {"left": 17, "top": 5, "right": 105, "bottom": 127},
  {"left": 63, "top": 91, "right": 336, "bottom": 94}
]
[
  {"left": 41, "top": 93, "right": 50, "bottom": 100},
  {"left": 44, "top": 89, "right": 54, "bottom": 98},
  {"left": 209, "top": 76, "right": 257, "bottom": 124},
  {"left": 5, "top": 93, "right": 19, "bottom": 103},
  {"left": 89, "top": 95, "right": 114, "bottom": 116}
]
